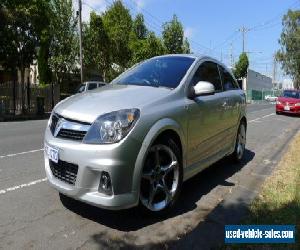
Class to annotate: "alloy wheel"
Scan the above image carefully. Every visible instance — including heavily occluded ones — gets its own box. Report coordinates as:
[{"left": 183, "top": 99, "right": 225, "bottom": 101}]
[
  {"left": 140, "top": 144, "right": 180, "bottom": 212},
  {"left": 236, "top": 124, "right": 246, "bottom": 160}
]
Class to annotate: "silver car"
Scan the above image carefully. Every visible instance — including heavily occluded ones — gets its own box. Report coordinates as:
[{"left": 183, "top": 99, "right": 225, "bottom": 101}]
[{"left": 44, "top": 54, "right": 247, "bottom": 214}]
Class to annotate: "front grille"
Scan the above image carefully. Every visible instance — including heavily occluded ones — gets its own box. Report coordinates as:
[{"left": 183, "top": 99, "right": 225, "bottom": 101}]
[
  {"left": 49, "top": 160, "right": 78, "bottom": 185},
  {"left": 57, "top": 129, "right": 87, "bottom": 141},
  {"left": 50, "top": 113, "right": 90, "bottom": 141},
  {"left": 50, "top": 114, "right": 59, "bottom": 134}
]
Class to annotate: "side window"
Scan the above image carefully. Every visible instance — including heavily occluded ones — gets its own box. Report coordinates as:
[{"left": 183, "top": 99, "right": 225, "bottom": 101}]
[
  {"left": 190, "top": 61, "right": 223, "bottom": 91},
  {"left": 219, "top": 66, "right": 238, "bottom": 90},
  {"left": 88, "top": 83, "right": 98, "bottom": 90}
]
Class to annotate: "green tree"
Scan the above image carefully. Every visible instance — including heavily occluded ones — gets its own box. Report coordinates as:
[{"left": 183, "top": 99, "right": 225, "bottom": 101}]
[
  {"left": 48, "top": 0, "right": 78, "bottom": 85},
  {"left": 233, "top": 52, "right": 249, "bottom": 79},
  {"left": 129, "top": 31, "right": 165, "bottom": 65},
  {"left": 30, "top": 0, "right": 53, "bottom": 85},
  {"left": 83, "top": 12, "right": 110, "bottom": 81},
  {"left": 132, "top": 13, "right": 148, "bottom": 40},
  {"left": 162, "top": 15, "right": 185, "bottom": 54},
  {"left": 276, "top": 10, "right": 300, "bottom": 89},
  {"left": 102, "top": 0, "right": 132, "bottom": 70},
  {"left": 0, "top": 0, "right": 38, "bottom": 111},
  {"left": 182, "top": 37, "right": 191, "bottom": 54}
]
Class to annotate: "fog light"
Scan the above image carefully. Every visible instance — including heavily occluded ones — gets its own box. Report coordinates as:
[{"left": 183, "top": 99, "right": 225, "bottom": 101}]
[{"left": 99, "top": 171, "right": 112, "bottom": 195}]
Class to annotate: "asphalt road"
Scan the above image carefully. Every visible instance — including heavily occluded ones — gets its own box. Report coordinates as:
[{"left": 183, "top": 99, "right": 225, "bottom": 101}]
[{"left": 0, "top": 103, "right": 299, "bottom": 249}]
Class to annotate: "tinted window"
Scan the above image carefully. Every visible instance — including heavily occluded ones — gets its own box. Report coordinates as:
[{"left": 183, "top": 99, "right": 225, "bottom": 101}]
[
  {"left": 219, "top": 66, "right": 238, "bottom": 90},
  {"left": 283, "top": 90, "right": 300, "bottom": 99},
  {"left": 88, "top": 83, "right": 98, "bottom": 90},
  {"left": 113, "top": 56, "right": 195, "bottom": 89},
  {"left": 191, "top": 61, "right": 222, "bottom": 91},
  {"left": 77, "top": 84, "right": 85, "bottom": 93}
]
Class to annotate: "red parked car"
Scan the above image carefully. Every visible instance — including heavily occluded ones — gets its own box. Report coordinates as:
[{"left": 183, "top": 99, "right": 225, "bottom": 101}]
[{"left": 276, "top": 90, "right": 300, "bottom": 115}]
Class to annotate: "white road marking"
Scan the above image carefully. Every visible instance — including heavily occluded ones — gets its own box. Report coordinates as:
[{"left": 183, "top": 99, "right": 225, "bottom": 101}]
[
  {"left": 0, "top": 178, "right": 47, "bottom": 195},
  {"left": 0, "top": 148, "right": 43, "bottom": 159},
  {"left": 262, "top": 113, "right": 275, "bottom": 118},
  {"left": 249, "top": 113, "right": 275, "bottom": 123}
]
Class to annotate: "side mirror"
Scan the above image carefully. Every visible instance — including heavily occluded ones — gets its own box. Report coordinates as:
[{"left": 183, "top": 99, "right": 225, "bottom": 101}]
[{"left": 192, "top": 81, "right": 215, "bottom": 97}]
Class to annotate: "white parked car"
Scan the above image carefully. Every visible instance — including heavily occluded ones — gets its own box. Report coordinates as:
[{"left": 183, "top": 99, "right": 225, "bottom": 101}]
[
  {"left": 265, "top": 95, "right": 278, "bottom": 102},
  {"left": 77, "top": 81, "right": 106, "bottom": 93}
]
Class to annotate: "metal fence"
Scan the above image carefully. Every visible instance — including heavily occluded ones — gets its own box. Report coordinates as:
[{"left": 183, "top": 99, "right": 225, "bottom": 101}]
[
  {"left": 245, "top": 89, "right": 283, "bottom": 102},
  {"left": 0, "top": 82, "right": 60, "bottom": 116}
]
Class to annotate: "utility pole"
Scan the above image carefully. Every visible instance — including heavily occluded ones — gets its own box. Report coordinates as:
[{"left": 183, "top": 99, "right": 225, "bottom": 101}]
[
  {"left": 78, "top": 0, "right": 83, "bottom": 83},
  {"left": 239, "top": 26, "right": 250, "bottom": 53},
  {"left": 272, "top": 54, "right": 277, "bottom": 82},
  {"left": 230, "top": 43, "right": 234, "bottom": 67}
]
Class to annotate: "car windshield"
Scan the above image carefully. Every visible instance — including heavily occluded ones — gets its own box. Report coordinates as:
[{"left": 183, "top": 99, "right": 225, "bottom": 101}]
[
  {"left": 283, "top": 90, "right": 300, "bottom": 99},
  {"left": 112, "top": 56, "right": 195, "bottom": 89}
]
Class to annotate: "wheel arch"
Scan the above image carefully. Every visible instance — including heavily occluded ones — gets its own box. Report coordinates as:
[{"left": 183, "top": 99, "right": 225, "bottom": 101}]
[
  {"left": 240, "top": 115, "right": 247, "bottom": 131},
  {"left": 131, "top": 118, "right": 186, "bottom": 198}
]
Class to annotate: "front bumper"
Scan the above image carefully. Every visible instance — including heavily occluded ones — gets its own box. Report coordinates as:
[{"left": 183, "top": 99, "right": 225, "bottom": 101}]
[{"left": 44, "top": 127, "right": 142, "bottom": 210}]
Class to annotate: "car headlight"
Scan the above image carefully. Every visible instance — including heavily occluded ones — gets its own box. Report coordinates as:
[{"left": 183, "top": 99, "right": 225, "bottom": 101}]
[
  {"left": 83, "top": 109, "right": 140, "bottom": 144},
  {"left": 276, "top": 101, "right": 282, "bottom": 105},
  {"left": 48, "top": 111, "right": 54, "bottom": 128},
  {"left": 295, "top": 103, "right": 300, "bottom": 107}
]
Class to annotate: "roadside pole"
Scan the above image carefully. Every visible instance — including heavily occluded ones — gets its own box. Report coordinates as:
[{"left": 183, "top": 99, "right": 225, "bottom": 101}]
[{"left": 78, "top": 0, "right": 83, "bottom": 84}]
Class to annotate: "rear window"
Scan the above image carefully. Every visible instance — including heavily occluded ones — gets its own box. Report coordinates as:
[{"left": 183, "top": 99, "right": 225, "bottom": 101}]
[
  {"left": 88, "top": 83, "right": 98, "bottom": 90},
  {"left": 283, "top": 90, "right": 300, "bottom": 99}
]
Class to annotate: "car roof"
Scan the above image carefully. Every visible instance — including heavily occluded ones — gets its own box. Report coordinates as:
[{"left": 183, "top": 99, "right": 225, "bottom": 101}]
[
  {"left": 152, "top": 54, "right": 226, "bottom": 67},
  {"left": 84, "top": 81, "right": 106, "bottom": 84}
]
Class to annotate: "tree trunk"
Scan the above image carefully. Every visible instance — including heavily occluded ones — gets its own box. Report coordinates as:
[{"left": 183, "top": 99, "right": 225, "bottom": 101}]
[{"left": 20, "top": 67, "right": 26, "bottom": 114}]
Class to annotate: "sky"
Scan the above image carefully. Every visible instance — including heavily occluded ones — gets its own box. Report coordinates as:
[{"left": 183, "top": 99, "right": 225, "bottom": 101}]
[{"left": 76, "top": 0, "right": 300, "bottom": 81}]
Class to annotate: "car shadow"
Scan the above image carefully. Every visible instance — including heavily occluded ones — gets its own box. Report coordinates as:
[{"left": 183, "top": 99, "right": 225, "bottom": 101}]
[
  {"left": 60, "top": 149, "right": 255, "bottom": 232},
  {"left": 277, "top": 112, "right": 300, "bottom": 118}
]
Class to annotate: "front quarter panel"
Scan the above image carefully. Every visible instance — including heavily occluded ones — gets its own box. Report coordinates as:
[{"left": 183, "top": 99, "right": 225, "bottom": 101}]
[{"left": 131, "top": 115, "right": 187, "bottom": 195}]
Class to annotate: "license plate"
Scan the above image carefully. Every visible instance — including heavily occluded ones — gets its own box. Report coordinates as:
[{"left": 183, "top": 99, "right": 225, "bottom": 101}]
[
  {"left": 284, "top": 106, "right": 290, "bottom": 111},
  {"left": 45, "top": 144, "right": 59, "bottom": 163}
]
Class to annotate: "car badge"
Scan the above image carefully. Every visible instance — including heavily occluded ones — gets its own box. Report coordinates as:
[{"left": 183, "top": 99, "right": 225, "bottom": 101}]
[{"left": 54, "top": 118, "right": 65, "bottom": 137}]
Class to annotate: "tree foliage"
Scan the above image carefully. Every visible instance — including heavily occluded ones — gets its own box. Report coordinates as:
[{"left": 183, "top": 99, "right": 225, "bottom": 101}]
[
  {"left": 1, "top": 0, "right": 192, "bottom": 86},
  {"left": 30, "top": 0, "right": 53, "bottom": 85},
  {"left": 182, "top": 37, "right": 191, "bottom": 54},
  {"left": 83, "top": 12, "right": 110, "bottom": 81},
  {"left": 129, "top": 13, "right": 165, "bottom": 65},
  {"left": 233, "top": 52, "right": 249, "bottom": 79},
  {"left": 48, "top": 0, "right": 78, "bottom": 85},
  {"left": 162, "top": 15, "right": 188, "bottom": 54},
  {"left": 276, "top": 10, "right": 300, "bottom": 89},
  {"left": 132, "top": 13, "right": 148, "bottom": 40},
  {"left": 102, "top": 0, "right": 132, "bottom": 69},
  {"left": 0, "top": 0, "right": 38, "bottom": 111},
  {"left": 0, "top": 0, "right": 37, "bottom": 78}
]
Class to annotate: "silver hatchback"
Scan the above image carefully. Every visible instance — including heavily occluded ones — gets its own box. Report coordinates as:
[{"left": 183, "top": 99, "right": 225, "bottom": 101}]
[{"left": 44, "top": 54, "right": 247, "bottom": 214}]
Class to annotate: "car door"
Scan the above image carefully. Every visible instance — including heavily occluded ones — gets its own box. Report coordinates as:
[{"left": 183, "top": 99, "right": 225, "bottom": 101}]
[
  {"left": 218, "top": 65, "right": 243, "bottom": 147},
  {"left": 186, "top": 60, "right": 228, "bottom": 171}
]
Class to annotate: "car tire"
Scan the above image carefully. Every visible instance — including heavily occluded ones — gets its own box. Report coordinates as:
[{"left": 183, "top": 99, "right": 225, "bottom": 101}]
[
  {"left": 139, "top": 137, "right": 183, "bottom": 215},
  {"left": 276, "top": 111, "right": 281, "bottom": 115},
  {"left": 231, "top": 121, "right": 246, "bottom": 163}
]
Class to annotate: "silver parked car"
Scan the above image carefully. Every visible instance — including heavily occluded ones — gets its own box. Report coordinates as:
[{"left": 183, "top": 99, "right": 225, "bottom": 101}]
[{"left": 44, "top": 55, "right": 247, "bottom": 214}]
